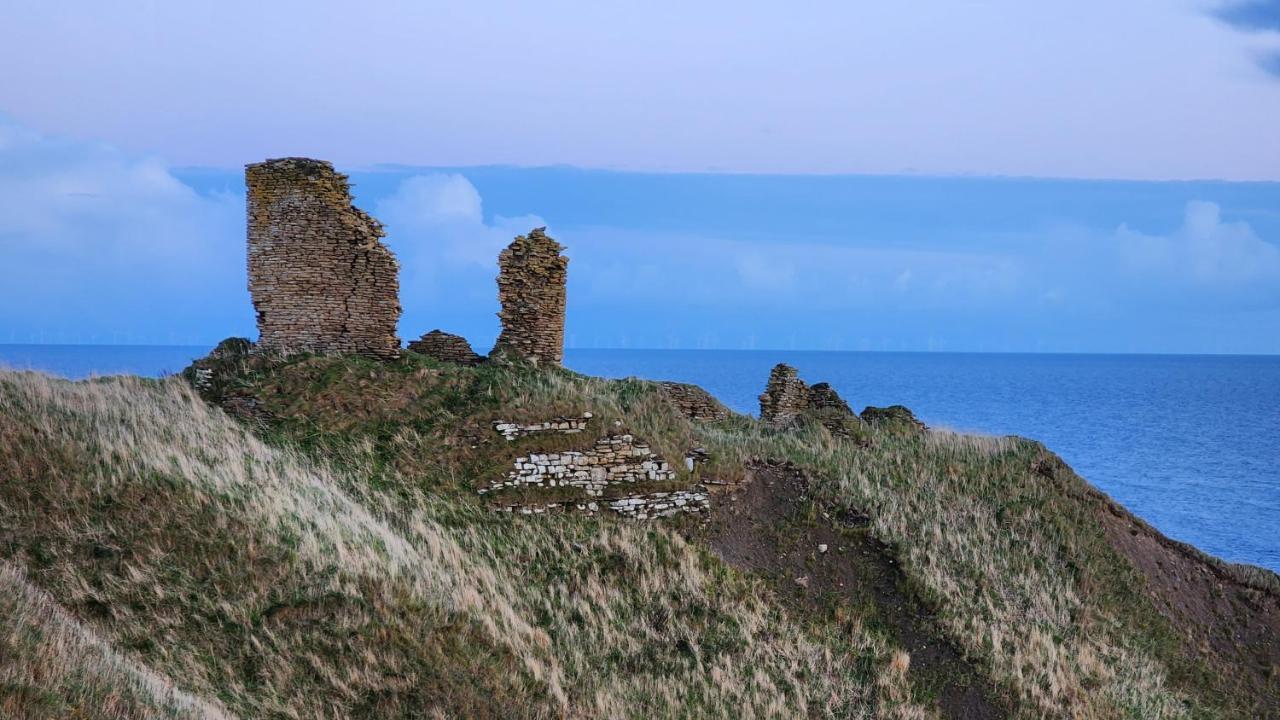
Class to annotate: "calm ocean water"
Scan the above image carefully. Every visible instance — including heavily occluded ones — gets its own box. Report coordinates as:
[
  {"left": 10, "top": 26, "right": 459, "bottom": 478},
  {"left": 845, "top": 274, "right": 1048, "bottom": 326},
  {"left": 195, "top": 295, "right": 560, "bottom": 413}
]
[{"left": 3, "top": 344, "right": 1277, "bottom": 573}]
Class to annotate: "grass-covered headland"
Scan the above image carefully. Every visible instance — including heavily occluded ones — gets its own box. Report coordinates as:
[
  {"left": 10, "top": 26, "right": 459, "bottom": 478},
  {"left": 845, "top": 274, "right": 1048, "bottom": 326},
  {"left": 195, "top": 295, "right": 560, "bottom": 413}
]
[{"left": 1, "top": 347, "right": 1276, "bottom": 719}]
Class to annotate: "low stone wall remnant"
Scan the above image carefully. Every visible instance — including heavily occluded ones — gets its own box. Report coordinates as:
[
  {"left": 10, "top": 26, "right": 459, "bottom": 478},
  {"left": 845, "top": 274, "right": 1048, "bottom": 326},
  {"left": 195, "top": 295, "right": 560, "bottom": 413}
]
[
  {"left": 607, "top": 489, "right": 710, "bottom": 519},
  {"left": 479, "top": 433, "right": 676, "bottom": 497},
  {"left": 660, "top": 381, "right": 731, "bottom": 422},
  {"left": 807, "top": 382, "right": 853, "bottom": 415},
  {"left": 493, "top": 414, "right": 593, "bottom": 441},
  {"left": 494, "top": 488, "right": 709, "bottom": 519},
  {"left": 407, "top": 330, "right": 483, "bottom": 365}
]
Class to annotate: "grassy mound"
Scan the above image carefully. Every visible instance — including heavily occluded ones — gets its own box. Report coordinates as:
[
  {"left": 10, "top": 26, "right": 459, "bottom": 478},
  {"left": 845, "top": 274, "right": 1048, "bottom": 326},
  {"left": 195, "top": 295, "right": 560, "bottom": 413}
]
[
  {"left": 2, "top": 351, "right": 1275, "bottom": 718},
  {"left": 0, "top": 369, "right": 921, "bottom": 719}
]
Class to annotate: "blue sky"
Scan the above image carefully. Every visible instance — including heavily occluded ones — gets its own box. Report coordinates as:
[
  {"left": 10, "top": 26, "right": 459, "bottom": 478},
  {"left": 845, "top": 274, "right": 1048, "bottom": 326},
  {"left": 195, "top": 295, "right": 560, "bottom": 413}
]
[{"left": 1, "top": 2, "right": 1279, "bottom": 352}]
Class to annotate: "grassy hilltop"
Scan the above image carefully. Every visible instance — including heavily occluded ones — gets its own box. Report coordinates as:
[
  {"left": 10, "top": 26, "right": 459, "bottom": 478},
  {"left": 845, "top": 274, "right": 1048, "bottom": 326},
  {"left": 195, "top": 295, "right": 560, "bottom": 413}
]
[{"left": 1, "top": 347, "right": 1277, "bottom": 719}]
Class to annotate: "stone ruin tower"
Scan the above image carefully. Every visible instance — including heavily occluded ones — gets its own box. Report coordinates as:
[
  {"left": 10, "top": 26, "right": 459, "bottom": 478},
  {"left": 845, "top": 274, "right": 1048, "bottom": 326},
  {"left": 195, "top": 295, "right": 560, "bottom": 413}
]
[
  {"left": 758, "top": 363, "right": 810, "bottom": 427},
  {"left": 246, "top": 157, "right": 401, "bottom": 359},
  {"left": 491, "top": 227, "right": 568, "bottom": 364}
]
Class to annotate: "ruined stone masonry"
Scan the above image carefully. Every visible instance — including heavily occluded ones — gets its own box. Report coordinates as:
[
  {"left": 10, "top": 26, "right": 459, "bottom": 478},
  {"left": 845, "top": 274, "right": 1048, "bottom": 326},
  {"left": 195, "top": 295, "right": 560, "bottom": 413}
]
[
  {"left": 492, "top": 414, "right": 592, "bottom": 441},
  {"left": 479, "top": 433, "right": 676, "bottom": 497},
  {"left": 246, "top": 157, "right": 401, "bottom": 359},
  {"left": 759, "top": 365, "right": 866, "bottom": 435},
  {"left": 492, "top": 227, "right": 568, "bottom": 364},
  {"left": 758, "top": 363, "right": 811, "bottom": 427},
  {"left": 494, "top": 488, "right": 710, "bottom": 519},
  {"left": 660, "top": 381, "right": 731, "bottom": 422},
  {"left": 807, "top": 382, "right": 853, "bottom": 415},
  {"left": 407, "top": 330, "right": 483, "bottom": 365}
]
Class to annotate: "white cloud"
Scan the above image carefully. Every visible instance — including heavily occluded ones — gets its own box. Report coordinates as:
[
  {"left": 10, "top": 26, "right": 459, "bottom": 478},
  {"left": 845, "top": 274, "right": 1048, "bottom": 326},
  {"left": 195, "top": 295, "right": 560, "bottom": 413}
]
[
  {"left": 0, "top": 116, "right": 246, "bottom": 343},
  {"left": 376, "top": 173, "right": 544, "bottom": 271},
  {"left": 1112, "top": 200, "right": 1280, "bottom": 304}
]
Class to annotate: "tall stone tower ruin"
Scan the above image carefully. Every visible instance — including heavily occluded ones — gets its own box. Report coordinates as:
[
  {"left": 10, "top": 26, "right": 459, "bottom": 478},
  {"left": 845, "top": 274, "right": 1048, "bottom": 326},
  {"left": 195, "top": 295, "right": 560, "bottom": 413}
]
[
  {"left": 491, "top": 227, "right": 568, "bottom": 364},
  {"left": 246, "top": 158, "right": 401, "bottom": 359}
]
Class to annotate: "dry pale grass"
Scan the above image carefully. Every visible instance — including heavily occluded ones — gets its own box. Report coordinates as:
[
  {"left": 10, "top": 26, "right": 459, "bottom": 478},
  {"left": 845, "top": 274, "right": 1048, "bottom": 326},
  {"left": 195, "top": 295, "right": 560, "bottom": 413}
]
[
  {"left": 697, "top": 420, "right": 1203, "bottom": 719},
  {"left": 0, "top": 561, "right": 232, "bottom": 720},
  {"left": 0, "top": 370, "right": 926, "bottom": 719}
]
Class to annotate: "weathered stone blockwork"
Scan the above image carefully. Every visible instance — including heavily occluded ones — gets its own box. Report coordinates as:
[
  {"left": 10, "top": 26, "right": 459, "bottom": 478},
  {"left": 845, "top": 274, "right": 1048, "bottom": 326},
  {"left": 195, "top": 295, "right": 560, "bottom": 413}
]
[
  {"left": 759, "top": 366, "right": 867, "bottom": 436},
  {"left": 479, "top": 433, "right": 676, "bottom": 497},
  {"left": 492, "top": 228, "right": 567, "bottom": 364},
  {"left": 660, "top": 381, "right": 731, "bottom": 422},
  {"left": 246, "top": 157, "right": 401, "bottom": 359},
  {"left": 606, "top": 489, "right": 710, "bottom": 519},
  {"left": 807, "top": 382, "right": 853, "bottom": 415},
  {"left": 758, "top": 364, "right": 810, "bottom": 427},
  {"left": 494, "top": 488, "right": 710, "bottom": 519},
  {"left": 492, "top": 415, "right": 592, "bottom": 441},
  {"left": 407, "top": 330, "right": 482, "bottom": 365}
]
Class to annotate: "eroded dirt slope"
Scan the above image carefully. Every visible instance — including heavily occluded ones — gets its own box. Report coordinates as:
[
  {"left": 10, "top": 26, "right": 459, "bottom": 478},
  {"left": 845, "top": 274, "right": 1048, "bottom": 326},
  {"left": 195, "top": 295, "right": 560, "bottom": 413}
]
[{"left": 701, "top": 461, "right": 1012, "bottom": 720}]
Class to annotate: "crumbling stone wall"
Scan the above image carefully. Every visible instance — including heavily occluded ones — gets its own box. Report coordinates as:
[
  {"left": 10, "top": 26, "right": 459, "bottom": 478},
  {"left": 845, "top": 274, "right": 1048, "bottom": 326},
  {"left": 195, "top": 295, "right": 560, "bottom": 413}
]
[
  {"left": 660, "top": 381, "right": 731, "bottom": 422},
  {"left": 493, "top": 488, "right": 709, "bottom": 519},
  {"left": 807, "top": 383, "right": 853, "bottom": 415},
  {"left": 759, "top": 364, "right": 810, "bottom": 427},
  {"left": 407, "top": 330, "right": 482, "bottom": 365},
  {"left": 492, "top": 414, "right": 592, "bottom": 440},
  {"left": 246, "top": 157, "right": 401, "bottom": 359},
  {"left": 479, "top": 433, "right": 676, "bottom": 497},
  {"left": 492, "top": 228, "right": 567, "bottom": 364}
]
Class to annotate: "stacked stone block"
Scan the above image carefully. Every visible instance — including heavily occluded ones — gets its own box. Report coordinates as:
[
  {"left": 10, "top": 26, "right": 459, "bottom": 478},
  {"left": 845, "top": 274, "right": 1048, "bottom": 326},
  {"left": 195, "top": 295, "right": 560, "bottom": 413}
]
[
  {"left": 659, "top": 381, "right": 731, "bottom": 422},
  {"left": 807, "top": 382, "right": 853, "bottom": 415},
  {"left": 492, "top": 227, "right": 568, "bottom": 364},
  {"left": 492, "top": 415, "right": 592, "bottom": 440},
  {"left": 246, "top": 157, "right": 401, "bottom": 359},
  {"left": 479, "top": 433, "right": 676, "bottom": 497},
  {"left": 407, "top": 330, "right": 483, "bottom": 365},
  {"left": 494, "top": 488, "right": 709, "bottom": 519},
  {"left": 758, "top": 363, "right": 811, "bottom": 427},
  {"left": 606, "top": 489, "right": 710, "bottom": 519}
]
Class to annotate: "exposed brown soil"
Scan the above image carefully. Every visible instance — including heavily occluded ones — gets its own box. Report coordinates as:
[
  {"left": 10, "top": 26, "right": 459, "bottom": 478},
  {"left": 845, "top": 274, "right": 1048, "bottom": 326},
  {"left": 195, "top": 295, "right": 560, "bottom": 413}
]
[
  {"left": 1089, "top": 485, "right": 1280, "bottom": 717},
  {"left": 701, "top": 461, "right": 1012, "bottom": 719}
]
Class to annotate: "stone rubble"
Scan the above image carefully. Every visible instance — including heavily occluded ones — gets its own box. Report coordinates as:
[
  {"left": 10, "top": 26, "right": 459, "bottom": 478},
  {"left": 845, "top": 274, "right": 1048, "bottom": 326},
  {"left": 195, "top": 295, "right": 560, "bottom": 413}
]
[
  {"left": 606, "top": 489, "right": 710, "bottom": 519},
  {"left": 491, "top": 227, "right": 568, "bottom": 364},
  {"left": 758, "top": 365, "right": 867, "bottom": 435},
  {"left": 407, "top": 330, "right": 483, "bottom": 365},
  {"left": 492, "top": 413, "right": 593, "bottom": 441},
  {"left": 659, "top": 381, "right": 731, "bottom": 422},
  {"left": 494, "top": 488, "right": 709, "bottom": 519},
  {"left": 807, "top": 382, "right": 854, "bottom": 415},
  {"left": 479, "top": 433, "right": 676, "bottom": 497},
  {"left": 246, "top": 158, "right": 401, "bottom": 359}
]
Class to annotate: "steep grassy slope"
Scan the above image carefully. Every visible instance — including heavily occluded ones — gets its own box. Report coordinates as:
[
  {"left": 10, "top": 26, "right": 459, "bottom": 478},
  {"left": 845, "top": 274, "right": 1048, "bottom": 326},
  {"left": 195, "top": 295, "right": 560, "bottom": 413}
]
[
  {"left": 0, "top": 369, "right": 923, "bottom": 719},
  {"left": 2, "top": 350, "right": 1276, "bottom": 718}
]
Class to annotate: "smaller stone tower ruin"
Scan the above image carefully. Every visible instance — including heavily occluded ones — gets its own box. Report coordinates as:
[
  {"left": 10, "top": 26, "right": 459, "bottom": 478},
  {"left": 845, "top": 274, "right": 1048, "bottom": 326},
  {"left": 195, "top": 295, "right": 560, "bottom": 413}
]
[
  {"left": 759, "top": 363, "right": 810, "bottom": 427},
  {"left": 246, "top": 157, "right": 401, "bottom": 359},
  {"left": 491, "top": 227, "right": 568, "bottom": 364}
]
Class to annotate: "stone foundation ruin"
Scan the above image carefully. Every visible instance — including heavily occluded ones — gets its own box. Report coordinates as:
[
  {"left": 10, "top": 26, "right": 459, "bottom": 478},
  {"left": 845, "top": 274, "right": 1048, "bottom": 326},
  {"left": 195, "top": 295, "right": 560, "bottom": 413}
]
[
  {"left": 246, "top": 158, "right": 401, "bottom": 359},
  {"left": 492, "top": 415, "right": 592, "bottom": 441},
  {"left": 491, "top": 228, "right": 568, "bottom": 364},
  {"left": 407, "top": 330, "right": 483, "bottom": 365},
  {"left": 660, "top": 381, "right": 731, "bottom": 422},
  {"left": 759, "top": 364, "right": 865, "bottom": 436},
  {"left": 479, "top": 433, "right": 677, "bottom": 497}
]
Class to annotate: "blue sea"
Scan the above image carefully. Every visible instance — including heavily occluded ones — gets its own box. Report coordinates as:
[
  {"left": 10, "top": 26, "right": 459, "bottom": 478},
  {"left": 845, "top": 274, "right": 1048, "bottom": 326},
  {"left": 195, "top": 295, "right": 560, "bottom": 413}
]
[{"left": 2, "top": 344, "right": 1277, "bottom": 573}]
